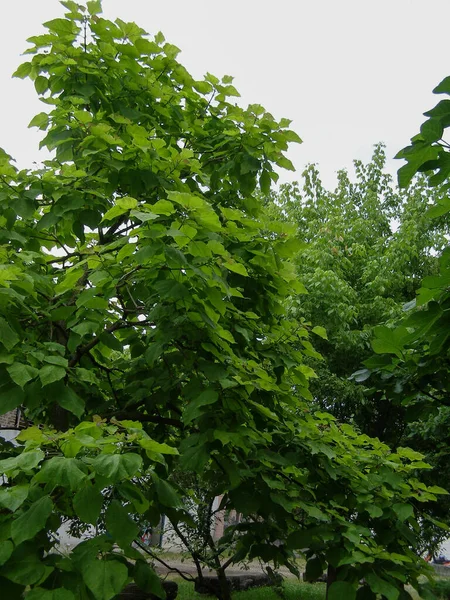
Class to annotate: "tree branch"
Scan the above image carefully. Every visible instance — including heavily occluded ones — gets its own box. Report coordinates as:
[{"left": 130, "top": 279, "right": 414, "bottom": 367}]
[
  {"left": 134, "top": 539, "right": 195, "bottom": 582},
  {"left": 110, "top": 411, "right": 183, "bottom": 429},
  {"left": 68, "top": 320, "right": 128, "bottom": 368}
]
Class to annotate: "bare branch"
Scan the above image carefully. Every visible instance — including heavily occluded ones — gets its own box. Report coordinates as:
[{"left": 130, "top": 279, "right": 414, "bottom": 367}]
[{"left": 134, "top": 540, "right": 195, "bottom": 582}]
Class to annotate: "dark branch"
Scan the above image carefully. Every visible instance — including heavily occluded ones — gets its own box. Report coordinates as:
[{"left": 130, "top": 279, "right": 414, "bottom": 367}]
[
  {"left": 110, "top": 411, "right": 183, "bottom": 429},
  {"left": 68, "top": 320, "right": 128, "bottom": 368},
  {"left": 134, "top": 539, "right": 195, "bottom": 582}
]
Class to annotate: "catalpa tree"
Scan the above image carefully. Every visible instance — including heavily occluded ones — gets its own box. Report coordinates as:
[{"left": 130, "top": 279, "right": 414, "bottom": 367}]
[{"left": 0, "top": 2, "right": 442, "bottom": 599}]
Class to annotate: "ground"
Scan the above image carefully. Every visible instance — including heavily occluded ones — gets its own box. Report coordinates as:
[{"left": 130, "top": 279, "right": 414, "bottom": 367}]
[
  {"left": 153, "top": 555, "right": 301, "bottom": 579},
  {"left": 152, "top": 555, "right": 437, "bottom": 599}
]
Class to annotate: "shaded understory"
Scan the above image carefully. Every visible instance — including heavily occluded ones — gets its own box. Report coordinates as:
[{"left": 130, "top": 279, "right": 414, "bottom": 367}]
[
  {"left": 173, "top": 579, "right": 434, "bottom": 599},
  {"left": 176, "top": 580, "right": 325, "bottom": 600}
]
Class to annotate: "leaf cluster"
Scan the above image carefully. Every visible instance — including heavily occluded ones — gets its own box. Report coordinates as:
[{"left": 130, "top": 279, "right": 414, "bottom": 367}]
[{"left": 0, "top": 2, "right": 443, "bottom": 599}]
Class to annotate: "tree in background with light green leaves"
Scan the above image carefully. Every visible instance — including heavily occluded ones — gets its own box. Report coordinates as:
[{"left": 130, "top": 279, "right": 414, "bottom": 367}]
[{"left": 265, "top": 143, "right": 450, "bottom": 445}]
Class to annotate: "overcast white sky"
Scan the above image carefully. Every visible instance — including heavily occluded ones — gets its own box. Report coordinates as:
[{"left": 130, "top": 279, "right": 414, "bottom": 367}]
[{"left": 1, "top": 0, "right": 450, "bottom": 188}]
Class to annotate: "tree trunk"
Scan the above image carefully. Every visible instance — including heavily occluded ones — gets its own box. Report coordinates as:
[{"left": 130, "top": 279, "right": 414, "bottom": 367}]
[
  {"left": 216, "top": 566, "right": 231, "bottom": 600},
  {"left": 325, "top": 565, "right": 337, "bottom": 600},
  {"left": 50, "top": 404, "right": 69, "bottom": 431}
]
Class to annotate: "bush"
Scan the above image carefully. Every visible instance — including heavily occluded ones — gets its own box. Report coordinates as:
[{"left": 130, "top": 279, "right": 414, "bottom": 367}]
[{"left": 431, "top": 579, "right": 450, "bottom": 599}]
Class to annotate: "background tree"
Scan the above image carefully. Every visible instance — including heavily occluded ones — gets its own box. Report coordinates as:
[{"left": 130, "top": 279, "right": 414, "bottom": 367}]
[{"left": 266, "top": 144, "right": 450, "bottom": 445}]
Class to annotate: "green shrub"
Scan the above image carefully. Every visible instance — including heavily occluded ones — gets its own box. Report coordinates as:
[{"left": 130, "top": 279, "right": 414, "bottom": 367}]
[
  {"left": 175, "top": 580, "right": 326, "bottom": 600},
  {"left": 431, "top": 579, "right": 450, "bottom": 599}
]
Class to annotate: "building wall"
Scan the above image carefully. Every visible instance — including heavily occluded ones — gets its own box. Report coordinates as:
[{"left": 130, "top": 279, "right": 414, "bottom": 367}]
[
  {"left": 0, "top": 409, "right": 21, "bottom": 429},
  {"left": 0, "top": 409, "right": 22, "bottom": 445}
]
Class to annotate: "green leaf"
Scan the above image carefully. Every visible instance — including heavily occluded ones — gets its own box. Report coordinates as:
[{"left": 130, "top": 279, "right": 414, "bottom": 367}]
[
  {"left": 102, "top": 196, "right": 138, "bottom": 222},
  {"left": 33, "top": 457, "right": 87, "bottom": 491},
  {"left": 183, "top": 389, "right": 219, "bottom": 424},
  {"left": 0, "top": 450, "right": 45, "bottom": 474},
  {"left": 26, "top": 588, "right": 75, "bottom": 600},
  {"left": 424, "top": 99, "right": 450, "bottom": 118},
  {"left": 328, "top": 581, "right": 357, "bottom": 600},
  {"left": 12, "top": 496, "right": 53, "bottom": 545},
  {"left": 139, "top": 438, "right": 179, "bottom": 455},
  {"left": 154, "top": 279, "right": 189, "bottom": 301},
  {"left": 56, "top": 384, "right": 85, "bottom": 418},
  {"left": 44, "top": 355, "right": 68, "bottom": 367},
  {"left": 304, "top": 557, "right": 324, "bottom": 581},
  {"left": 0, "top": 541, "right": 13, "bottom": 566},
  {"left": 153, "top": 475, "right": 182, "bottom": 508},
  {"left": 179, "top": 443, "right": 210, "bottom": 473},
  {"left": 365, "top": 504, "right": 383, "bottom": 518},
  {"left": 91, "top": 453, "right": 142, "bottom": 483},
  {"left": 0, "top": 384, "right": 25, "bottom": 414},
  {"left": 145, "top": 341, "right": 165, "bottom": 365},
  {"left": 43, "top": 18, "right": 78, "bottom": 35},
  {"left": 73, "top": 484, "right": 104, "bottom": 525},
  {"left": 0, "top": 317, "right": 19, "bottom": 351},
  {"left": 1, "top": 542, "right": 46, "bottom": 585},
  {"left": 130, "top": 209, "right": 158, "bottom": 222},
  {"left": 427, "top": 485, "right": 449, "bottom": 495},
  {"left": 151, "top": 200, "right": 174, "bottom": 215},
  {"left": 7, "top": 363, "right": 38, "bottom": 388},
  {"left": 28, "top": 112, "right": 49, "bottom": 129},
  {"left": 312, "top": 325, "right": 328, "bottom": 340},
  {"left": 49, "top": 306, "right": 77, "bottom": 321},
  {"left": 223, "top": 260, "right": 248, "bottom": 277},
  {"left": 286, "top": 530, "right": 312, "bottom": 550},
  {"left": 397, "top": 145, "right": 440, "bottom": 188},
  {"left": 259, "top": 170, "right": 271, "bottom": 195},
  {"left": 117, "top": 481, "right": 149, "bottom": 514},
  {"left": 276, "top": 155, "right": 295, "bottom": 171},
  {"left": 12, "top": 62, "right": 32, "bottom": 79},
  {"left": 134, "top": 561, "right": 165, "bottom": 599},
  {"left": 55, "top": 267, "right": 85, "bottom": 294},
  {"left": 71, "top": 321, "right": 99, "bottom": 336},
  {"left": 427, "top": 197, "right": 450, "bottom": 218},
  {"left": 365, "top": 573, "right": 399, "bottom": 600},
  {"left": 351, "top": 369, "right": 371, "bottom": 383},
  {"left": 283, "top": 130, "right": 303, "bottom": 144},
  {"left": 105, "top": 500, "right": 139, "bottom": 547},
  {"left": 396, "top": 447, "right": 425, "bottom": 461},
  {"left": 0, "top": 485, "right": 29, "bottom": 512},
  {"left": 0, "top": 350, "right": 14, "bottom": 365},
  {"left": 82, "top": 559, "right": 128, "bottom": 600},
  {"left": 39, "top": 364, "right": 66, "bottom": 387},
  {"left": 433, "top": 75, "right": 450, "bottom": 94},
  {"left": 392, "top": 503, "right": 414, "bottom": 522},
  {"left": 249, "top": 400, "right": 278, "bottom": 421},
  {"left": 87, "top": 0, "right": 102, "bottom": 16},
  {"left": 34, "top": 76, "right": 48, "bottom": 95},
  {"left": 371, "top": 326, "right": 404, "bottom": 359},
  {"left": 420, "top": 118, "right": 443, "bottom": 143},
  {"left": 16, "top": 427, "right": 44, "bottom": 442}
]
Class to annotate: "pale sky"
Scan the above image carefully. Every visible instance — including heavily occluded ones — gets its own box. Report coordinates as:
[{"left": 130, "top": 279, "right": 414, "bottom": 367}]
[{"left": 2, "top": 0, "right": 450, "bottom": 188}]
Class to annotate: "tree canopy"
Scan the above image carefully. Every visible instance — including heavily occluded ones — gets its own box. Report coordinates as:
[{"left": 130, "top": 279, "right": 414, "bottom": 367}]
[
  {"left": 265, "top": 144, "right": 450, "bottom": 440},
  {"left": 0, "top": 2, "right": 444, "bottom": 600}
]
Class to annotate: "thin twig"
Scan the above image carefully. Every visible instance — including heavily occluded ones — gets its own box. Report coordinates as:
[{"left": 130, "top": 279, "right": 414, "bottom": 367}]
[{"left": 134, "top": 539, "right": 195, "bottom": 582}]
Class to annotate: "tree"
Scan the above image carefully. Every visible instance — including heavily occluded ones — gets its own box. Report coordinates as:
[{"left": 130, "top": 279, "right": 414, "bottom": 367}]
[
  {"left": 0, "top": 3, "right": 441, "bottom": 599},
  {"left": 265, "top": 144, "right": 449, "bottom": 444}
]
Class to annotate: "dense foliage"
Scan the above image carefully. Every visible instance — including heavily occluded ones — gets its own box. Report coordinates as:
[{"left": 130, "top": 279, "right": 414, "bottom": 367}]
[
  {"left": 266, "top": 144, "right": 449, "bottom": 443},
  {"left": 0, "top": 2, "right": 444, "bottom": 600}
]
